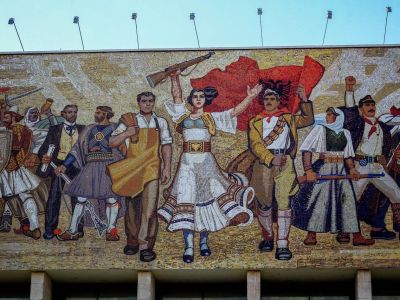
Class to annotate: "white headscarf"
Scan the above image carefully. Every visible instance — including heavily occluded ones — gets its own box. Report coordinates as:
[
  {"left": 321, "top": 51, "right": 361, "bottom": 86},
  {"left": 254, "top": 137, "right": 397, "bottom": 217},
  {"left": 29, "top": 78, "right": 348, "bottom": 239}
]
[
  {"left": 313, "top": 107, "right": 344, "bottom": 134},
  {"left": 24, "top": 107, "right": 40, "bottom": 128}
]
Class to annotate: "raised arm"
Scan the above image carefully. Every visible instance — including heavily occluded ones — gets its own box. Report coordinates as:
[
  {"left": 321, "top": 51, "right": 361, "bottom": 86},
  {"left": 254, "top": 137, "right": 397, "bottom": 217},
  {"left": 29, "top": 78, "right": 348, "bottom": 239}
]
[
  {"left": 170, "top": 73, "right": 183, "bottom": 104},
  {"left": 230, "top": 84, "right": 262, "bottom": 118},
  {"left": 294, "top": 85, "right": 314, "bottom": 128}
]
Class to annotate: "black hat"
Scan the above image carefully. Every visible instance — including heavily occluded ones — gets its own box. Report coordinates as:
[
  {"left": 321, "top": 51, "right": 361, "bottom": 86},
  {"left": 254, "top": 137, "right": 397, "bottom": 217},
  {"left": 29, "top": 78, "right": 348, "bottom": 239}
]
[{"left": 358, "top": 95, "right": 375, "bottom": 107}]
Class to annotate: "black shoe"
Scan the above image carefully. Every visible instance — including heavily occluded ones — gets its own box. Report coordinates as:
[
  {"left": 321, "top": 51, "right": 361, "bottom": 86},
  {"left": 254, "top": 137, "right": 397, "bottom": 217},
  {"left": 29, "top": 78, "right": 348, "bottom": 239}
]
[
  {"left": 78, "top": 231, "right": 84, "bottom": 238},
  {"left": 371, "top": 228, "right": 396, "bottom": 240},
  {"left": 200, "top": 244, "right": 211, "bottom": 257},
  {"left": 258, "top": 239, "right": 274, "bottom": 252},
  {"left": 140, "top": 249, "right": 156, "bottom": 262},
  {"left": 275, "top": 248, "right": 292, "bottom": 260},
  {"left": 123, "top": 244, "right": 139, "bottom": 255},
  {"left": 394, "top": 223, "right": 399, "bottom": 233},
  {"left": 43, "top": 231, "right": 55, "bottom": 240},
  {"left": 183, "top": 254, "right": 194, "bottom": 263}
]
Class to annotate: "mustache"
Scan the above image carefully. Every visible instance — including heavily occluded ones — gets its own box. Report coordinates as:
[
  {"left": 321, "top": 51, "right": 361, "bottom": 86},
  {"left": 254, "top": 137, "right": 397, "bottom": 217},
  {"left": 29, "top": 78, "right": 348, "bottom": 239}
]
[{"left": 368, "top": 109, "right": 375, "bottom": 112}]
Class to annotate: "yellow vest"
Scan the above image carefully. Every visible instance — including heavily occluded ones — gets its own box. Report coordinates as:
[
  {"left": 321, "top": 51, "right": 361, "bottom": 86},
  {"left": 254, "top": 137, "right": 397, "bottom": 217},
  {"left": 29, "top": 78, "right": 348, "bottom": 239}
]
[{"left": 57, "top": 128, "right": 78, "bottom": 160}]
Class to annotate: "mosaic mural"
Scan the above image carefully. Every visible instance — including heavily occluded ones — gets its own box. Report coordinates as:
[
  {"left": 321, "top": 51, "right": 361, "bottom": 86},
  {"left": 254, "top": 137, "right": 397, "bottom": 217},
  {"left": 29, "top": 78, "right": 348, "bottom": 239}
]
[{"left": 0, "top": 47, "right": 400, "bottom": 270}]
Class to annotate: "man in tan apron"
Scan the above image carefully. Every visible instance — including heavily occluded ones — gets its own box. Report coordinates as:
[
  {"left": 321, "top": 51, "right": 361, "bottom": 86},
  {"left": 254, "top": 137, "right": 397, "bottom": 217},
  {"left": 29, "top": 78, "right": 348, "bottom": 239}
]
[{"left": 108, "top": 91, "right": 172, "bottom": 262}]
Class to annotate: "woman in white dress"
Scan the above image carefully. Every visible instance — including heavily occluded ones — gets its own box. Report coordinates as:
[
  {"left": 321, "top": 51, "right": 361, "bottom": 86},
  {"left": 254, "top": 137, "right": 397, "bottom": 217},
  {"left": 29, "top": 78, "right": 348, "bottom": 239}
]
[
  {"left": 158, "top": 72, "right": 262, "bottom": 263},
  {"left": 292, "top": 107, "right": 374, "bottom": 246}
]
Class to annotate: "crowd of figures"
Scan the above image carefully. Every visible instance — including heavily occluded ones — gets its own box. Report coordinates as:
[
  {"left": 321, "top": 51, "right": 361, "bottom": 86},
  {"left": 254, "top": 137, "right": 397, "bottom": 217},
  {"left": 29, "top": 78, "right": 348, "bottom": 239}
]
[{"left": 1, "top": 74, "right": 400, "bottom": 263}]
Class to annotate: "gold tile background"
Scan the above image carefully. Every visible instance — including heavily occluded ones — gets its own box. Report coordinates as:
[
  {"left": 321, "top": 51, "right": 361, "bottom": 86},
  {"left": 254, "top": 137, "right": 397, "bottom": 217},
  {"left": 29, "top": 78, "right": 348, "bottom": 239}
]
[{"left": 1, "top": 47, "right": 400, "bottom": 271}]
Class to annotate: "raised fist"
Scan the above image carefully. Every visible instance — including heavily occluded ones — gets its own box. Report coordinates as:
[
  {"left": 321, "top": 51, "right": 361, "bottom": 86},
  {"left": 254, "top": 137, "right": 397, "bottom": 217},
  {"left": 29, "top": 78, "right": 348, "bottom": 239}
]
[{"left": 345, "top": 76, "right": 356, "bottom": 92}]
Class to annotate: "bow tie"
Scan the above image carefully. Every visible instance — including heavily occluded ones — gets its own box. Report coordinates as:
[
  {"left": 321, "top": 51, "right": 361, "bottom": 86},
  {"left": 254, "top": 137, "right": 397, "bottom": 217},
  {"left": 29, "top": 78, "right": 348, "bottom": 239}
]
[{"left": 65, "top": 124, "right": 77, "bottom": 133}]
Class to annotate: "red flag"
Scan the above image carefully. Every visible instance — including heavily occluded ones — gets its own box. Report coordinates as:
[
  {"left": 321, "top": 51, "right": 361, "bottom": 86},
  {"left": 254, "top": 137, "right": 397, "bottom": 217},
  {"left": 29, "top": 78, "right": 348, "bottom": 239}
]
[{"left": 191, "top": 55, "right": 324, "bottom": 131}]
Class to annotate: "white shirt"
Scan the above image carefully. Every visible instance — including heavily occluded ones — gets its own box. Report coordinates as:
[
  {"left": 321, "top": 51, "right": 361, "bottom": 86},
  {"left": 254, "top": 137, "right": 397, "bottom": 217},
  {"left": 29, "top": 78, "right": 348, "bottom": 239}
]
[
  {"left": 164, "top": 101, "right": 237, "bottom": 134},
  {"left": 356, "top": 118, "right": 383, "bottom": 156},
  {"left": 63, "top": 121, "right": 77, "bottom": 136},
  {"left": 262, "top": 116, "right": 291, "bottom": 149},
  {"left": 300, "top": 125, "right": 355, "bottom": 158},
  {"left": 112, "top": 112, "right": 172, "bottom": 148}
]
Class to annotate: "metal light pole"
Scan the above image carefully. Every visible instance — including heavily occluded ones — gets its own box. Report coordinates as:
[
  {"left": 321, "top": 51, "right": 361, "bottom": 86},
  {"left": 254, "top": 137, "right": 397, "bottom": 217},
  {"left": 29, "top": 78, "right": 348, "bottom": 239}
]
[
  {"left": 73, "top": 16, "right": 85, "bottom": 50},
  {"left": 190, "top": 13, "right": 200, "bottom": 48},
  {"left": 8, "top": 18, "right": 24, "bottom": 51},
  {"left": 383, "top": 6, "right": 392, "bottom": 44},
  {"left": 322, "top": 10, "right": 332, "bottom": 46},
  {"left": 131, "top": 13, "right": 140, "bottom": 49},
  {"left": 257, "top": 8, "right": 264, "bottom": 47}
]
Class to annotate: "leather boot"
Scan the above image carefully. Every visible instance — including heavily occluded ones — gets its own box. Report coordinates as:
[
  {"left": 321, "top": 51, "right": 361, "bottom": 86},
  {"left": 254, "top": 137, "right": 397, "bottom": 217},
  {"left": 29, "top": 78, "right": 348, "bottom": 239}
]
[
  {"left": 303, "top": 231, "right": 317, "bottom": 245},
  {"left": 352, "top": 232, "right": 375, "bottom": 246}
]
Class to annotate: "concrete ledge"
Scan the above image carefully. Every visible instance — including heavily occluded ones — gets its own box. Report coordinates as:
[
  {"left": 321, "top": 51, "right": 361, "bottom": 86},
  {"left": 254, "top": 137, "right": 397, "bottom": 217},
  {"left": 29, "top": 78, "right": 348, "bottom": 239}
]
[{"left": 30, "top": 272, "right": 52, "bottom": 300}]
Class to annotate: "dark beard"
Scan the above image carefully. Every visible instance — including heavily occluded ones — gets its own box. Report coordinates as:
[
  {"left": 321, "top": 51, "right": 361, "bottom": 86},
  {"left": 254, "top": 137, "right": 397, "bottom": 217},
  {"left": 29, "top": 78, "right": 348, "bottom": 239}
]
[{"left": 95, "top": 115, "right": 105, "bottom": 123}]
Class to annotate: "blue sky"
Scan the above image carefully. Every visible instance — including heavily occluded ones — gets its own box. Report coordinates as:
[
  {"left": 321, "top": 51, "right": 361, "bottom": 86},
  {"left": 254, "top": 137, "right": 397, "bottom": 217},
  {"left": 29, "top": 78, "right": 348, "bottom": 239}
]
[{"left": 0, "top": 0, "right": 399, "bottom": 52}]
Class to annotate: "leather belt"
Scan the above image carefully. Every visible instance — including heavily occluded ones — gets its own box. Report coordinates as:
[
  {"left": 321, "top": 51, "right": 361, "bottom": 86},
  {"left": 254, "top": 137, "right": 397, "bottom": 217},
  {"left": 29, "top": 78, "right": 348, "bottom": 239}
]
[
  {"left": 355, "top": 154, "right": 380, "bottom": 166},
  {"left": 319, "top": 154, "right": 344, "bottom": 163},
  {"left": 268, "top": 149, "right": 288, "bottom": 155},
  {"left": 183, "top": 141, "right": 211, "bottom": 153}
]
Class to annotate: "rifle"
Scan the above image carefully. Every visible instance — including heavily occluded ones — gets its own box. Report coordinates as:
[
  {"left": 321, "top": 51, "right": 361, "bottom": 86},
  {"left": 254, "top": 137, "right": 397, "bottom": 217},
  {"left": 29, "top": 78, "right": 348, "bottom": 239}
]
[
  {"left": 146, "top": 51, "right": 215, "bottom": 88},
  {"left": 297, "top": 172, "right": 385, "bottom": 184},
  {"left": 5, "top": 87, "right": 43, "bottom": 107}
]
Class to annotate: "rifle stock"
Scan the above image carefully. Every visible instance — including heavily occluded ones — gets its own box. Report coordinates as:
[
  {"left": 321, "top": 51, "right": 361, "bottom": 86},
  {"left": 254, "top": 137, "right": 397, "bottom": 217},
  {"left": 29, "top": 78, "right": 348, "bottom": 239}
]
[{"left": 146, "top": 51, "right": 215, "bottom": 88}]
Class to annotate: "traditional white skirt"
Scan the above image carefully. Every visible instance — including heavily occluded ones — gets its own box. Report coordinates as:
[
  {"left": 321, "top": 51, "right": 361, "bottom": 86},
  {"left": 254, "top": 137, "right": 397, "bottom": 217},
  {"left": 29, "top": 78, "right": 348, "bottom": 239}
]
[
  {"left": 158, "top": 151, "right": 254, "bottom": 232},
  {"left": 0, "top": 166, "right": 41, "bottom": 197}
]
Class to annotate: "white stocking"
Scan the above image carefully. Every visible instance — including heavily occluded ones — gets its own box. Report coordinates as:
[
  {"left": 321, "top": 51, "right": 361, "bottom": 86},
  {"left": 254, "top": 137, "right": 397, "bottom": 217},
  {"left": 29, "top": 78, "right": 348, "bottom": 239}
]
[
  {"left": 106, "top": 198, "right": 119, "bottom": 232},
  {"left": 277, "top": 209, "right": 292, "bottom": 249},
  {"left": 69, "top": 197, "right": 86, "bottom": 233},
  {"left": 20, "top": 193, "right": 39, "bottom": 231}
]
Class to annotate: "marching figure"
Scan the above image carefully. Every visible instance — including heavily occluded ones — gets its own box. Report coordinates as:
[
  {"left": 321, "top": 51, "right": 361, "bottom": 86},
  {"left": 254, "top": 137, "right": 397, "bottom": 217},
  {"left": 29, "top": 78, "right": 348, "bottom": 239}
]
[
  {"left": 157, "top": 72, "right": 259, "bottom": 263},
  {"left": 292, "top": 107, "right": 374, "bottom": 246},
  {"left": 0, "top": 109, "right": 41, "bottom": 239},
  {"left": 55, "top": 106, "right": 124, "bottom": 241},
  {"left": 339, "top": 77, "right": 400, "bottom": 241},
  {"left": 37, "top": 104, "right": 85, "bottom": 240},
  {"left": 108, "top": 92, "right": 173, "bottom": 262},
  {"left": 248, "top": 86, "right": 314, "bottom": 260}
]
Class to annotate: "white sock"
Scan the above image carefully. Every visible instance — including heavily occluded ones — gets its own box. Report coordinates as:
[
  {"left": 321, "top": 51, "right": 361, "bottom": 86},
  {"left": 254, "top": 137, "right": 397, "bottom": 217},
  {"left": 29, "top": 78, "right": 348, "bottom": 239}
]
[
  {"left": 106, "top": 198, "right": 119, "bottom": 232},
  {"left": 277, "top": 209, "right": 292, "bottom": 249},
  {"left": 69, "top": 197, "right": 86, "bottom": 233},
  {"left": 21, "top": 195, "right": 39, "bottom": 231},
  {"left": 183, "top": 230, "right": 194, "bottom": 255}
]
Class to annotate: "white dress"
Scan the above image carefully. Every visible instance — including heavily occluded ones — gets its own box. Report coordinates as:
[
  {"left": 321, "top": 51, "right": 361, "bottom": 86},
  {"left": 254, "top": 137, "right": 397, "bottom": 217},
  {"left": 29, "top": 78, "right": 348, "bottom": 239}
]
[{"left": 158, "top": 101, "right": 254, "bottom": 232}]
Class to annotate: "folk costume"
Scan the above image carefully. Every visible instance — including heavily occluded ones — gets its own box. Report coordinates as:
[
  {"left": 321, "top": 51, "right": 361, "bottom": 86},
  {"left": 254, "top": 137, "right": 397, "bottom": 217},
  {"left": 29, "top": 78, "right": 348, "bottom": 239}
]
[
  {"left": 339, "top": 92, "right": 400, "bottom": 241},
  {"left": 0, "top": 122, "right": 41, "bottom": 239},
  {"left": 247, "top": 101, "right": 314, "bottom": 260},
  {"left": 37, "top": 121, "right": 85, "bottom": 239},
  {"left": 292, "top": 108, "right": 373, "bottom": 245},
  {"left": 158, "top": 101, "right": 254, "bottom": 233},
  {"left": 57, "top": 123, "right": 125, "bottom": 241},
  {"left": 108, "top": 112, "right": 172, "bottom": 258}
]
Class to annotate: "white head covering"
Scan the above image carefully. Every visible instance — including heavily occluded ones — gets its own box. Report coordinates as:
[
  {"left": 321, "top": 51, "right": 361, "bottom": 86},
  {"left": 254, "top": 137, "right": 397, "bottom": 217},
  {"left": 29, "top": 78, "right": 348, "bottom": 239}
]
[
  {"left": 313, "top": 107, "right": 344, "bottom": 134},
  {"left": 9, "top": 105, "right": 19, "bottom": 113},
  {"left": 24, "top": 106, "right": 40, "bottom": 128}
]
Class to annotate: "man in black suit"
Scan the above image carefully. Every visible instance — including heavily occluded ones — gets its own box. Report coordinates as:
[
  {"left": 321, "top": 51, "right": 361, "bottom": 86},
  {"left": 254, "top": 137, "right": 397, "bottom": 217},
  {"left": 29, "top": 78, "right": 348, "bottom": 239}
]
[
  {"left": 37, "top": 104, "right": 85, "bottom": 240},
  {"left": 338, "top": 76, "right": 400, "bottom": 241}
]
